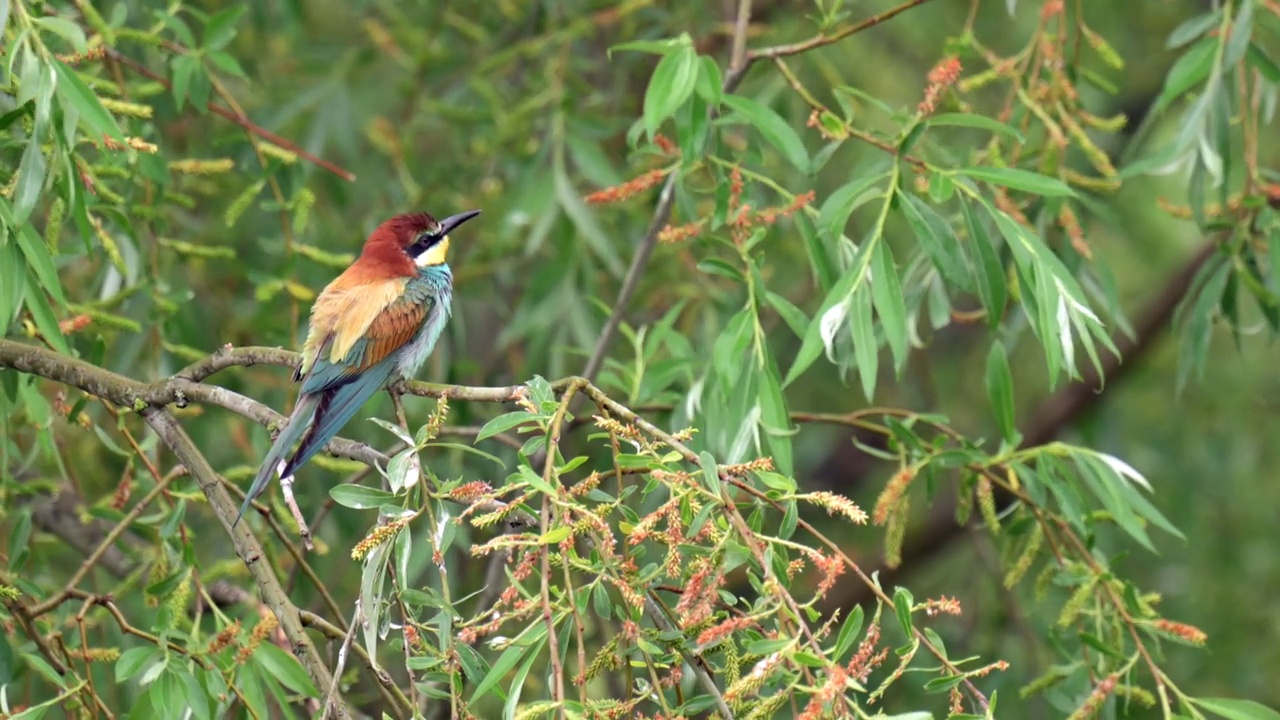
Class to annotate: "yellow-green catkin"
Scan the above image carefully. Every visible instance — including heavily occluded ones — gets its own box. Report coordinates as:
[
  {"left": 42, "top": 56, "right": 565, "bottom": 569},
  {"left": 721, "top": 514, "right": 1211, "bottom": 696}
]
[
  {"left": 884, "top": 497, "right": 910, "bottom": 569},
  {"left": 114, "top": 27, "right": 164, "bottom": 46},
  {"left": 260, "top": 142, "right": 298, "bottom": 165},
  {"left": 293, "top": 242, "right": 352, "bottom": 269},
  {"left": 1081, "top": 25, "right": 1123, "bottom": 69},
  {"left": 1034, "top": 562, "right": 1057, "bottom": 601},
  {"left": 292, "top": 187, "right": 315, "bottom": 234},
  {"left": 1020, "top": 667, "right": 1070, "bottom": 698},
  {"left": 977, "top": 476, "right": 1000, "bottom": 533},
  {"left": 169, "top": 158, "right": 235, "bottom": 175},
  {"left": 100, "top": 98, "right": 153, "bottom": 119},
  {"left": 158, "top": 237, "right": 235, "bottom": 260},
  {"left": 225, "top": 180, "right": 265, "bottom": 227},
  {"left": 1057, "top": 576, "right": 1099, "bottom": 627},
  {"left": 1004, "top": 523, "right": 1044, "bottom": 588},
  {"left": 44, "top": 197, "right": 65, "bottom": 254},
  {"left": 91, "top": 217, "right": 127, "bottom": 274}
]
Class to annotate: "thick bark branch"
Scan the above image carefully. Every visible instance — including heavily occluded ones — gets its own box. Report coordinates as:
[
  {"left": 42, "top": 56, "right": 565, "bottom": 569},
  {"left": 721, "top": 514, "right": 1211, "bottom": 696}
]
[{"left": 141, "top": 407, "right": 349, "bottom": 717}]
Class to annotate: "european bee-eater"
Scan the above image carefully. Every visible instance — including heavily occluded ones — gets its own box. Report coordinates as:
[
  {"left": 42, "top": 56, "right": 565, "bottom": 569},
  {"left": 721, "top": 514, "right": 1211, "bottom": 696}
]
[{"left": 233, "top": 209, "right": 481, "bottom": 528}]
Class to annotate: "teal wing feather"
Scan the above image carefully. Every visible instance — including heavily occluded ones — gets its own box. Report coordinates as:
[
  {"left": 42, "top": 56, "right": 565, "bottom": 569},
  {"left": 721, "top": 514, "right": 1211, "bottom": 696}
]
[
  {"left": 280, "top": 356, "right": 399, "bottom": 479},
  {"left": 284, "top": 291, "right": 434, "bottom": 474},
  {"left": 234, "top": 290, "right": 435, "bottom": 526}
]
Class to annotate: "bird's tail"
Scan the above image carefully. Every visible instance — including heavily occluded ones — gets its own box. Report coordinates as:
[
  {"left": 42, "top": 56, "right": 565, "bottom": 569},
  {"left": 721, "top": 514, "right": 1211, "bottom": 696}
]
[{"left": 233, "top": 394, "right": 321, "bottom": 528}]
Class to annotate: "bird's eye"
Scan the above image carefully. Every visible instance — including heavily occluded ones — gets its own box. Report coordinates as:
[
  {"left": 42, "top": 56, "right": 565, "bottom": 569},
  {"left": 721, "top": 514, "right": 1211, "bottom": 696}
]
[{"left": 407, "top": 230, "right": 440, "bottom": 257}]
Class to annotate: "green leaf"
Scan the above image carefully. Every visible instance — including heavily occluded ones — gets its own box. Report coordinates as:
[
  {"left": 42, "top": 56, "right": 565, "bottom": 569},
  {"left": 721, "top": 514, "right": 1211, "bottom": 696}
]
[
  {"left": 870, "top": 240, "right": 908, "bottom": 373},
  {"left": 764, "top": 290, "right": 809, "bottom": 339},
  {"left": 833, "top": 604, "right": 865, "bottom": 661},
  {"left": 745, "top": 638, "right": 793, "bottom": 655},
  {"left": 924, "top": 674, "right": 966, "bottom": 693},
  {"left": 957, "top": 166, "right": 1075, "bottom": 197},
  {"left": 502, "top": 639, "right": 541, "bottom": 720},
  {"left": 204, "top": 6, "right": 246, "bottom": 50},
  {"left": 900, "top": 194, "right": 972, "bottom": 291},
  {"left": 784, "top": 238, "right": 877, "bottom": 386},
  {"left": 538, "top": 526, "right": 572, "bottom": 545},
  {"left": 171, "top": 55, "right": 199, "bottom": 111},
  {"left": 755, "top": 471, "right": 796, "bottom": 493},
  {"left": 695, "top": 55, "right": 723, "bottom": 105},
  {"left": 328, "top": 485, "right": 396, "bottom": 509},
  {"left": 7, "top": 510, "right": 31, "bottom": 571},
  {"left": 35, "top": 17, "right": 87, "bottom": 52},
  {"left": 1196, "top": 698, "right": 1280, "bottom": 720},
  {"left": 116, "top": 646, "right": 162, "bottom": 683},
  {"left": 643, "top": 46, "right": 698, "bottom": 137},
  {"left": 1223, "top": 0, "right": 1253, "bottom": 67},
  {"left": 1166, "top": 10, "right": 1221, "bottom": 49},
  {"left": 24, "top": 271, "right": 68, "bottom": 353},
  {"left": 1078, "top": 631, "right": 1126, "bottom": 659},
  {"left": 475, "top": 411, "right": 539, "bottom": 442},
  {"left": 53, "top": 60, "right": 124, "bottom": 140},
  {"left": 721, "top": 94, "right": 810, "bottom": 174},
  {"left": 207, "top": 50, "right": 248, "bottom": 80},
  {"left": 254, "top": 643, "right": 319, "bottom": 697},
  {"left": 960, "top": 198, "right": 1007, "bottom": 326},
  {"left": 1158, "top": 36, "right": 1217, "bottom": 108},
  {"left": 892, "top": 586, "right": 915, "bottom": 636},
  {"left": 849, "top": 284, "right": 878, "bottom": 401},
  {"left": 1247, "top": 44, "right": 1280, "bottom": 84},
  {"left": 470, "top": 624, "right": 547, "bottom": 703},
  {"left": 986, "top": 341, "right": 1016, "bottom": 443},
  {"left": 14, "top": 223, "right": 64, "bottom": 306},
  {"left": 927, "top": 112, "right": 1025, "bottom": 142},
  {"left": 816, "top": 173, "right": 885, "bottom": 241},
  {"left": 609, "top": 37, "right": 686, "bottom": 57},
  {"left": 757, "top": 345, "right": 793, "bottom": 476},
  {"left": 0, "top": 241, "right": 23, "bottom": 327},
  {"left": 13, "top": 134, "right": 47, "bottom": 225},
  {"left": 698, "top": 451, "right": 722, "bottom": 495},
  {"left": 21, "top": 652, "right": 66, "bottom": 688}
]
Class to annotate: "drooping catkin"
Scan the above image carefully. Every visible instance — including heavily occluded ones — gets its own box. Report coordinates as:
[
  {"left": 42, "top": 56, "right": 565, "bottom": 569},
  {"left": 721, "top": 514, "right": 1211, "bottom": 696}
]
[
  {"left": 44, "top": 198, "right": 65, "bottom": 254},
  {"left": 225, "top": 180, "right": 265, "bottom": 227}
]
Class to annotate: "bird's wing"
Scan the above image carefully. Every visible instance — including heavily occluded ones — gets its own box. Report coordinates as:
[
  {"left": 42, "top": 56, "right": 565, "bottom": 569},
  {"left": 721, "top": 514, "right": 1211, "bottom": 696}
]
[
  {"left": 281, "top": 362, "right": 396, "bottom": 479},
  {"left": 295, "top": 277, "right": 432, "bottom": 394},
  {"left": 280, "top": 287, "right": 436, "bottom": 477}
]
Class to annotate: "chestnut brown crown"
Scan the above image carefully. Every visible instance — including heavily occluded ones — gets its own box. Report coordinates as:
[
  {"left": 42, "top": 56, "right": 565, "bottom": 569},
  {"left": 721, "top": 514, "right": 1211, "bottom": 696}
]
[{"left": 359, "top": 210, "right": 482, "bottom": 274}]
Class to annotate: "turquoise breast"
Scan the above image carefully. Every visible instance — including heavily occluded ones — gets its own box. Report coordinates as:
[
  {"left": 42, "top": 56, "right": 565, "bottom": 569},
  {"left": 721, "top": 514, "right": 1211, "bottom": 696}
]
[{"left": 395, "top": 265, "right": 453, "bottom": 380}]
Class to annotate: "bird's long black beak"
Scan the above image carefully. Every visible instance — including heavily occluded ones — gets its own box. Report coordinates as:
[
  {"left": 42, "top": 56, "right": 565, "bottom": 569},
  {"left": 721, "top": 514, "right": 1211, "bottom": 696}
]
[{"left": 439, "top": 209, "right": 482, "bottom": 235}]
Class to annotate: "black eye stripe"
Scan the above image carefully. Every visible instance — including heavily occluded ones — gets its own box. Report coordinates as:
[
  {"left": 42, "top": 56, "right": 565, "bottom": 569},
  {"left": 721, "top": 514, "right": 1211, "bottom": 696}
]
[{"left": 407, "top": 232, "right": 441, "bottom": 257}]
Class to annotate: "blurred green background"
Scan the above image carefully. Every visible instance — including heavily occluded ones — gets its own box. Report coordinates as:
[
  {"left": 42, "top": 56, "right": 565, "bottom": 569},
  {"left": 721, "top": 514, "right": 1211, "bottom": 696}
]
[{"left": 5, "top": 0, "right": 1278, "bottom": 714}]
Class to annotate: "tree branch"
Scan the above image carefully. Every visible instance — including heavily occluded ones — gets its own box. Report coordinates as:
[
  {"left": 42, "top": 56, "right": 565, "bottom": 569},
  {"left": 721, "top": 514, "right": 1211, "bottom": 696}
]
[
  {"left": 746, "top": 0, "right": 942, "bottom": 62},
  {"left": 141, "top": 407, "right": 349, "bottom": 718}
]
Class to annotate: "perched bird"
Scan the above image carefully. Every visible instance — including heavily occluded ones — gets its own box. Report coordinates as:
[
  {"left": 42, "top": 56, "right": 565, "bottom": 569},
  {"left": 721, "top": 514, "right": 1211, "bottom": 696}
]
[{"left": 233, "top": 209, "right": 481, "bottom": 527}]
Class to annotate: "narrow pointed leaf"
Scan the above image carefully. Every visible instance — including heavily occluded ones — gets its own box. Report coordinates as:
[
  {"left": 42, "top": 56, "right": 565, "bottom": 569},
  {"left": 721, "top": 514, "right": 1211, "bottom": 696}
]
[{"left": 722, "top": 94, "right": 810, "bottom": 173}]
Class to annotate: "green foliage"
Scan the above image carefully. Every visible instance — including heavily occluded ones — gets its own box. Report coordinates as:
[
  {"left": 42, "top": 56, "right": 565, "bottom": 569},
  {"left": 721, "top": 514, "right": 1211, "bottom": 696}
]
[{"left": 1, "top": 0, "right": 1278, "bottom": 718}]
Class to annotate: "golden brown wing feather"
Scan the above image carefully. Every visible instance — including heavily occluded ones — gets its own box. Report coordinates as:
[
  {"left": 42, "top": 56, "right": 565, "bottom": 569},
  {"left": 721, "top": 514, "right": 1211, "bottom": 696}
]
[{"left": 356, "top": 297, "right": 428, "bottom": 372}]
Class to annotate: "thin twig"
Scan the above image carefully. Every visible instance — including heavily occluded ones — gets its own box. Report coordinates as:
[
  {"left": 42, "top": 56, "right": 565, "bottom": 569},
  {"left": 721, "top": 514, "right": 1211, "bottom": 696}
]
[
  {"left": 300, "top": 610, "right": 416, "bottom": 715},
  {"left": 30, "top": 470, "right": 179, "bottom": 616},
  {"left": 322, "top": 600, "right": 362, "bottom": 720},
  {"left": 279, "top": 470, "right": 314, "bottom": 550},
  {"left": 747, "top": 0, "right": 942, "bottom": 61}
]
